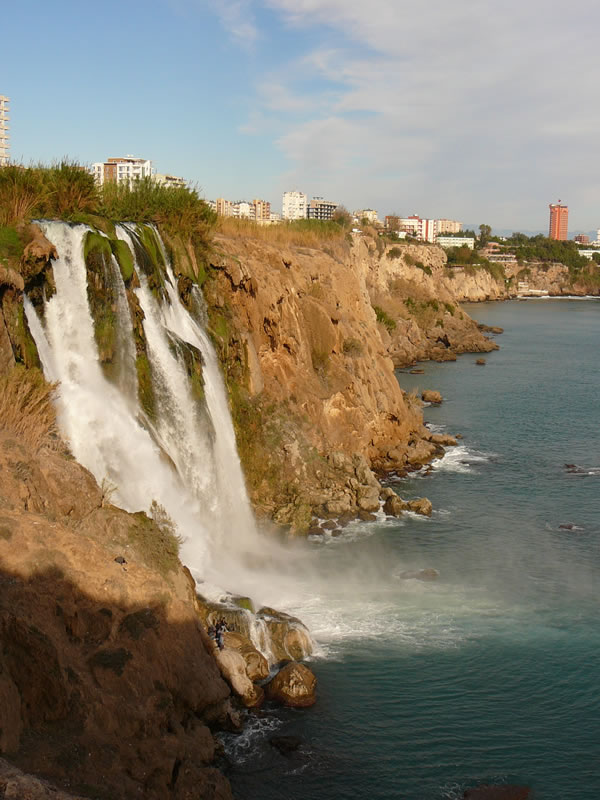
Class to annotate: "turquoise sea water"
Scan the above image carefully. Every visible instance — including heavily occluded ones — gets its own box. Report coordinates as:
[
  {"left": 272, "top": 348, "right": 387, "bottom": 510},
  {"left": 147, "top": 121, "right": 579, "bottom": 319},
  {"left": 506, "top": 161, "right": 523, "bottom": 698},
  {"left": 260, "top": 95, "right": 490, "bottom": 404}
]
[{"left": 224, "top": 300, "right": 600, "bottom": 800}]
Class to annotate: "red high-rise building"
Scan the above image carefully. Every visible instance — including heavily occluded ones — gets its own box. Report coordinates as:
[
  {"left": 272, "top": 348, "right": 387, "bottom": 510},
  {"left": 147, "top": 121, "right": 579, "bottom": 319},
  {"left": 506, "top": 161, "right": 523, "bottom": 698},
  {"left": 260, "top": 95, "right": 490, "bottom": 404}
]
[{"left": 549, "top": 203, "right": 568, "bottom": 240}]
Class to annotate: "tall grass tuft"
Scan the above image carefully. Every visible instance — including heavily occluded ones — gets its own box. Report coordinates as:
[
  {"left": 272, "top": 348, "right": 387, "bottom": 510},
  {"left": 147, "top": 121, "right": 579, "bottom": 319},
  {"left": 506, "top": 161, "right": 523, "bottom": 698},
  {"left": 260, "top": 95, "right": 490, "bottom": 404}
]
[
  {"left": 0, "top": 366, "right": 60, "bottom": 452},
  {"left": 0, "top": 166, "right": 47, "bottom": 226},
  {"left": 43, "top": 160, "right": 99, "bottom": 218}
]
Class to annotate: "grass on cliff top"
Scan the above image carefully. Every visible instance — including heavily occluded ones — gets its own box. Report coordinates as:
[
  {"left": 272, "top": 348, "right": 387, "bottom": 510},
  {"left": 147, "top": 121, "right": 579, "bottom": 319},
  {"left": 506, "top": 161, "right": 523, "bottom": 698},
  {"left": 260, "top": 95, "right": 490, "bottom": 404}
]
[
  {"left": 0, "top": 163, "right": 215, "bottom": 251},
  {"left": 216, "top": 216, "right": 350, "bottom": 249},
  {"left": 0, "top": 366, "right": 61, "bottom": 452}
]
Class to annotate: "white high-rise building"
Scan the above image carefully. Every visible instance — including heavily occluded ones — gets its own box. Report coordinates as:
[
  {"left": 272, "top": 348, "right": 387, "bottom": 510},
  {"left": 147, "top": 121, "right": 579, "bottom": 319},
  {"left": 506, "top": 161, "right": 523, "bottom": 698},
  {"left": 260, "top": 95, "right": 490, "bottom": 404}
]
[
  {"left": 0, "top": 95, "right": 10, "bottom": 166},
  {"left": 91, "top": 156, "right": 153, "bottom": 186},
  {"left": 282, "top": 191, "right": 307, "bottom": 220}
]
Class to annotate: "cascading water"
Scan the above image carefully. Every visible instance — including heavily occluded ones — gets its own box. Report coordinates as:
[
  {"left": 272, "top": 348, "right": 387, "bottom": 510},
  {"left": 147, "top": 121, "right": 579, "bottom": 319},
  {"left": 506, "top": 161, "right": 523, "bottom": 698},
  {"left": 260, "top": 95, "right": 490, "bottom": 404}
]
[{"left": 25, "top": 221, "right": 313, "bottom": 660}]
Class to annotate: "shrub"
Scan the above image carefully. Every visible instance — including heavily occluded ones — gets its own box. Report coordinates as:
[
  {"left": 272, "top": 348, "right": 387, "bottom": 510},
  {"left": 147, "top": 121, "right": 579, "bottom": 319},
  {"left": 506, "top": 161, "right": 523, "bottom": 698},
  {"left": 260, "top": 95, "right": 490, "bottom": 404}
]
[
  {"left": 373, "top": 305, "right": 396, "bottom": 332},
  {"left": 0, "top": 366, "right": 60, "bottom": 452},
  {"left": 342, "top": 337, "right": 363, "bottom": 356},
  {"left": 444, "top": 302, "right": 455, "bottom": 315},
  {"left": 415, "top": 260, "right": 432, "bottom": 276},
  {"left": 404, "top": 253, "right": 415, "bottom": 266},
  {"left": 387, "top": 247, "right": 403, "bottom": 259}
]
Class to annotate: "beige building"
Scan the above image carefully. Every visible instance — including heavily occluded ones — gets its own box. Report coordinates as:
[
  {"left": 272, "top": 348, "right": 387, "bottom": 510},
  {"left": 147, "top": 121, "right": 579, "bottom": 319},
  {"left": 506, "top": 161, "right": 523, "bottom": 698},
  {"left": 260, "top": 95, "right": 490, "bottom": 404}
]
[
  {"left": 354, "top": 208, "right": 379, "bottom": 225},
  {"left": 0, "top": 95, "right": 10, "bottom": 166},
  {"left": 153, "top": 173, "right": 186, "bottom": 188},
  {"left": 437, "top": 219, "right": 462, "bottom": 234},
  {"left": 215, "top": 198, "right": 233, "bottom": 216}
]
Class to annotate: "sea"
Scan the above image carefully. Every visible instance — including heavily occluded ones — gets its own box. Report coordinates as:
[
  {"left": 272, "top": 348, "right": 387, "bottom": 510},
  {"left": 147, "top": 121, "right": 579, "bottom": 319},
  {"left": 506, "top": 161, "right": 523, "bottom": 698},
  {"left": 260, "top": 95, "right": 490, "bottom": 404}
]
[{"left": 222, "top": 299, "right": 600, "bottom": 800}]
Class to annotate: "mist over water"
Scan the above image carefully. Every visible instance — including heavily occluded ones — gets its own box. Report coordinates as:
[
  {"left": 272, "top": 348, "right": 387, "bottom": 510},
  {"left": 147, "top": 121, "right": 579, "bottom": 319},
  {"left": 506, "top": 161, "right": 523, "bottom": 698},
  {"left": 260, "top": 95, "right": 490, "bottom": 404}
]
[{"left": 226, "top": 299, "right": 600, "bottom": 800}]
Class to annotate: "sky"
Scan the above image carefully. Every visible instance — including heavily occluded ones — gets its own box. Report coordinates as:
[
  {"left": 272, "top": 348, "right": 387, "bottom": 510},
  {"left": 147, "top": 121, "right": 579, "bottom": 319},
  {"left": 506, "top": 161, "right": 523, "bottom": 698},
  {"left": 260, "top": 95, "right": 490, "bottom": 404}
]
[{"left": 3, "top": 0, "right": 599, "bottom": 231}]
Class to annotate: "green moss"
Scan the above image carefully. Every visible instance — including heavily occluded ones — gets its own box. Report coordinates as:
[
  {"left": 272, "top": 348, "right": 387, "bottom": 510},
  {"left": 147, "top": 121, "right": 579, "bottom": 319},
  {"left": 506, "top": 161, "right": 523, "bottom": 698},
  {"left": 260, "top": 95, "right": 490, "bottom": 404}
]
[
  {"left": 136, "top": 353, "right": 156, "bottom": 420},
  {"left": 127, "top": 510, "right": 181, "bottom": 578},
  {"left": 110, "top": 238, "right": 134, "bottom": 282},
  {"left": 444, "top": 302, "right": 455, "bottom": 315},
  {"left": 16, "top": 304, "right": 41, "bottom": 368},
  {"left": 83, "top": 230, "right": 112, "bottom": 263},
  {"left": 0, "top": 225, "right": 24, "bottom": 263}
]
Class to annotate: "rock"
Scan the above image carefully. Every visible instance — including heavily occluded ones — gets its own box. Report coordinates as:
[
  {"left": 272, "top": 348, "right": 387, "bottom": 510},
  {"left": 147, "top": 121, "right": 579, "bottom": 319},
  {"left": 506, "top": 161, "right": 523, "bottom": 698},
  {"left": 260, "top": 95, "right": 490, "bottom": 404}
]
[
  {"left": 399, "top": 568, "right": 439, "bottom": 581},
  {"left": 463, "top": 786, "right": 531, "bottom": 800},
  {"left": 406, "top": 497, "right": 433, "bottom": 516},
  {"left": 421, "top": 390, "right": 442, "bottom": 404},
  {"left": 307, "top": 525, "right": 323, "bottom": 536},
  {"left": 338, "top": 510, "right": 357, "bottom": 527},
  {"left": 265, "top": 662, "right": 317, "bottom": 708},
  {"left": 321, "top": 519, "right": 337, "bottom": 530},
  {"left": 428, "top": 433, "right": 458, "bottom": 446},
  {"left": 357, "top": 510, "right": 377, "bottom": 522},
  {"left": 269, "top": 735, "right": 303, "bottom": 755},
  {"left": 356, "top": 484, "right": 380, "bottom": 512},
  {"left": 383, "top": 495, "right": 407, "bottom": 516},
  {"left": 222, "top": 631, "right": 269, "bottom": 681},
  {"left": 409, "top": 368, "right": 425, "bottom": 374},
  {"left": 476, "top": 358, "right": 486, "bottom": 365},
  {"left": 406, "top": 439, "right": 439, "bottom": 466},
  {"left": 256, "top": 607, "right": 313, "bottom": 662},
  {"left": 380, "top": 487, "right": 396, "bottom": 501},
  {"left": 215, "top": 649, "right": 264, "bottom": 708}
]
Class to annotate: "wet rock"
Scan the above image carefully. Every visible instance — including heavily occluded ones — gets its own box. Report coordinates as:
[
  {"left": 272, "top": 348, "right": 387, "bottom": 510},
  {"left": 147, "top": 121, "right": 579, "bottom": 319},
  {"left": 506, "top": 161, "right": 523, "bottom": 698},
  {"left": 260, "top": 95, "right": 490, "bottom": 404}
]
[
  {"left": 383, "top": 495, "right": 406, "bottom": 517},
  {"left": 256, "top": 607, "right": 313, "bottom": 662},
  {"left": 215, "top": 649, "right": 264, "bottom": 708},
  {"left": 406, "top": 438, "right": 439, "bottom": 466},
  {"left": 421, "top": 390, "right": 443, "bottom": 404},
  {"left": 463, "top": 786, "right": 531, "bottom": 800},
  {"left": 338, "top": 510, "right": 357, "bottom": 527},
  {"left": 265, "top": 662, "right": 317, "bottom": 708},
  {"left": 307, "top": 524, "right": 323, "bottom": 536},
  {"left": 321, "top": 519, "right": 337, "bottom": 530},
  {"left": 269, "top": 735, "right": 303, "bottom": 755},
  {"left": 222, "top": 631, "right": 269, "bottom": 681},
  {"left": 406, "top": 497, "right": 433, "bottom": 516},
  {"left": 357, "top": 510, "right": 377, "bottom": 522},
  {"left": 476, "top": 358, "right": 486, "bottom": 365},
  {"left": 399, "top": 568, "right": 440, "bottom": 581},
  {"left": 356, "top": 484, "right": 380, "bottom": 512},
  {"left": 409, "top": 368, "right": 425, "bottom": 374}
]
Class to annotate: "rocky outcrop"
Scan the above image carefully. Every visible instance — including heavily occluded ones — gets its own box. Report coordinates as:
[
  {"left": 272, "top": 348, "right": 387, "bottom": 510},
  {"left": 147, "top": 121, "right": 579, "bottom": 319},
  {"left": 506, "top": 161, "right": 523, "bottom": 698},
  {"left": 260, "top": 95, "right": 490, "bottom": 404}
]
[
  {"left": 0, "top": 428, "right": 234, "bottom": 800},
  {"left": 422, "top": 390, "right": 443, "bottom": 404}
]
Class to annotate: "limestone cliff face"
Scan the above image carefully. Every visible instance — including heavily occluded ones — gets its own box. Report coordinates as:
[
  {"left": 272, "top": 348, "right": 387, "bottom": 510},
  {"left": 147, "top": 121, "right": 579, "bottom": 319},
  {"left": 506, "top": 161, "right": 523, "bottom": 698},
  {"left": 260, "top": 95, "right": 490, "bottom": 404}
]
[
  {"left": 201, "top": 234, "right": 495, "bottom": 527},
  {"left": 0, "top": 428, "right": 234, "bottom": 800}
]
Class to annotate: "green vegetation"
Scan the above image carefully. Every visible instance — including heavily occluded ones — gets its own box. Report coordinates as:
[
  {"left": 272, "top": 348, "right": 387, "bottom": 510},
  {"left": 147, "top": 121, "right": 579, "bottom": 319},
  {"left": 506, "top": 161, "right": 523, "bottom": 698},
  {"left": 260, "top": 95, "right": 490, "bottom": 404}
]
[
  {"left": 126, "top": 503, "right": 182, "bottom": 578},
  {"left": 504, "top": 233, "right": 588, "bottom": 271},
  {"left": 111, "top": 238, "right": 134, "bottom": 282},
  {"left": 444, "top": 302, "right": 455, "bottom": 315},
  {"left": 342, "top": 337, "right": 364, "bottom": 356},
  {"left": 373, "top": 305, "right": 396, "bottom": 332},
  {"left": 415, "top": 260, "right": 432, "bottom": 276},
  {"left": 136, "top": 354, "right": 156, "bottom": 420},
  {"left": 404, "top": 253, "right": 415, "bottom": 266},
  {"left": 387, "top": 247, "right": 403, "bottom": 260},
  {"left": 0, "top": 225, "right": 23, "bottom": 263}
]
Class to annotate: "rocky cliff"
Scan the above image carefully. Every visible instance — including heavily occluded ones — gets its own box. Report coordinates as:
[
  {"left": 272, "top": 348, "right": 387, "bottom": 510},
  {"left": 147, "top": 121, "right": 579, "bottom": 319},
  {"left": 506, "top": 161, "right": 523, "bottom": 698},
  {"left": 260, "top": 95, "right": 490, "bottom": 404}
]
[
  {"left": 0, "top": 370, "right": 235, "bottom": 800},
  {"left": 201, "top": 233, "right": 496, "bottom": 528}
]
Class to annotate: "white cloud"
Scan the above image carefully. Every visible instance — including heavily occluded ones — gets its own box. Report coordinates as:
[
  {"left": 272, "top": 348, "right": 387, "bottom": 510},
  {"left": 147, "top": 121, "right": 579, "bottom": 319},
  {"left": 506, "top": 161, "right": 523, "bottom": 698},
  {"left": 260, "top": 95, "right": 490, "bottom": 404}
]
[
  {"left": 255, "top": 0, "right": 600, "bottom": 226},
  {"left": 212, "top": 0, "right": 259, "bottom": 48}
]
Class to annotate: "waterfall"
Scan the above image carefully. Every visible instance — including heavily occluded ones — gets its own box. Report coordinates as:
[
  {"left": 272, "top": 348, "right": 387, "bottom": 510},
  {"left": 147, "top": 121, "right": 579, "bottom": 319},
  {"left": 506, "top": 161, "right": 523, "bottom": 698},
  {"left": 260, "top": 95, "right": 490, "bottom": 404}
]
[{"left": 24, "top": 221, "right": 293, "bottom": 611}]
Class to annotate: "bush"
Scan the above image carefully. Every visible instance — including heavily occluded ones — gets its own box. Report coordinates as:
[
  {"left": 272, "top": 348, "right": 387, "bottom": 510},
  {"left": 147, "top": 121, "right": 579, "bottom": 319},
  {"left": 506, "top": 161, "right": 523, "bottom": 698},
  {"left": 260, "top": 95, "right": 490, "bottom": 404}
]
[
  {"left": 342, "top": 337, "right": 363, "bottom": 356},
  {"left": 415, "top": 260, "right": 432, "bottom": 276},
  {"left": 373, "top": 305, "right": 396, "bottom": 332},
  {"left": 387, "top": 247, "right": 403, "bottom": 259}
]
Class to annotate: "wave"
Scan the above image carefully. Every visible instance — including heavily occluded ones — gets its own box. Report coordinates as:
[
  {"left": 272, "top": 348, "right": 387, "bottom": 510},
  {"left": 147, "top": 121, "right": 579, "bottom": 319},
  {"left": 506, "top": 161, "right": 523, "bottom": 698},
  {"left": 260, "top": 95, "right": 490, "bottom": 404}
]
[{"left": 430, "top": 445, "right": 493, "bottom": 474}]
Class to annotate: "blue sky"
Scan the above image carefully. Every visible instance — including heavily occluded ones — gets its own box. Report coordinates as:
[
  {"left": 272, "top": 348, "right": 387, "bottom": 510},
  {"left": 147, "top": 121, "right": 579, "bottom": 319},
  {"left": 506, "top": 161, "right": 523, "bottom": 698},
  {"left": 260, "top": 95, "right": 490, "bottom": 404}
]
[{"left": 3, "top": 0, "right": 599, "bottom": 230}]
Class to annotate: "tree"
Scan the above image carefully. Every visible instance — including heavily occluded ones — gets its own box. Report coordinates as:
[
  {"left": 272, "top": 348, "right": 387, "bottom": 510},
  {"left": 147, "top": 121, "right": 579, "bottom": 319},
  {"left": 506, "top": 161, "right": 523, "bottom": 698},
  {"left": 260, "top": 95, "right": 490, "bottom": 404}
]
[
  {"left": 332, "top": 205, "right": 352, "bottom": 229},
  {"left": 478, "top": 224, "right": 492, "bottom": 246}
]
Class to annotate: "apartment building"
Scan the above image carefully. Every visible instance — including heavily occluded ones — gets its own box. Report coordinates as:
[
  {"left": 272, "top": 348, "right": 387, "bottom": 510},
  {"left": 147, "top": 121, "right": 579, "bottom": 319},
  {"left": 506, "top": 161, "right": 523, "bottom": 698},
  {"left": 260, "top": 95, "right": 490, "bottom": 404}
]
[
  {"left": 282, "top": 191, "right": 308, "bottom": 220},
  {"left": 354, "top": 208, "right": 379, "bottom": 225},
  {"left": 548, "top": 203, "right": 568, "bottom": 240},
  {"left": 253, "top": 198, "right": 271, "bottom": 222},
  {"left": 0, "top": 95, "right": 9, "bottom": 166},
  {"left": 437, "top": 219, "right": 462, "bottom": 235},
  {"left": 437, "top": 236, "right": 475, "bottom": 250},
  {"left": 215, "top": 197, "right": 271, "bottom": 221},
  {"left": 308, "top": 197, "right": 338, "bottom": 221},
  {"left": 91, "top": 156, "right": 153, "bottom": 186}
]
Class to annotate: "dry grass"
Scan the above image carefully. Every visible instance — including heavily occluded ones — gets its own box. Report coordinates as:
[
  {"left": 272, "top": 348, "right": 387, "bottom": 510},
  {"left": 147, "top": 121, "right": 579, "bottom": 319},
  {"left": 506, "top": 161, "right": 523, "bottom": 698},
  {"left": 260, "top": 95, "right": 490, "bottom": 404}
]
[
  {"left": 216, "top": 216, "right": 348, "bottom": 249},
  {"left": 0, "top": 366, "right": 61, "bottom": 452}
]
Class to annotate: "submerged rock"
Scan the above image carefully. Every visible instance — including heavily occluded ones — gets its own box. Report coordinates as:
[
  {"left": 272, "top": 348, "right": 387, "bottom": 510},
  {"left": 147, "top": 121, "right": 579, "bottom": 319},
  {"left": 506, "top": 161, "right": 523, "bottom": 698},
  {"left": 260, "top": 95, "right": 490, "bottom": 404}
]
[
  {"left": 269, "top": 735, "right": 303, "bottom": 755},
  {"left": 476, "top": 357, "right": 486, "bottom": 365},
  {"left": 399, "top": 568, "right": 440, "bottom": 581},
  {"left": 463, "top": 786, "right": 531, "bottom": 800},
  {"left": 265, "top": 662, "right": 317, "bottom": 707}
]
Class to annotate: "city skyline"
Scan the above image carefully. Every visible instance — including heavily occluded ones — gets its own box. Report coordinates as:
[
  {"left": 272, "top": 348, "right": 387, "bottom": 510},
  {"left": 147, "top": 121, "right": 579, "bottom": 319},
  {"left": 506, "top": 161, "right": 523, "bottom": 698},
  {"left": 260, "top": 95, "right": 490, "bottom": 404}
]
[{"left": 3, "top": 0, "right": 599, "bottom": 230}]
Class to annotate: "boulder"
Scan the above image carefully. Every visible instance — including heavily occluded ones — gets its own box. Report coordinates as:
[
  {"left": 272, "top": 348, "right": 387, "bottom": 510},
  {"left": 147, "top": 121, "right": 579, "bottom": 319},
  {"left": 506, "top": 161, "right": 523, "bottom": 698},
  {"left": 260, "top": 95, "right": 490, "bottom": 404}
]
[
  {"left": 356, "top": 484, "right": 380, "bottom": 512},
  {"left": 265, "top": 662, "right": 317, "bottom": 708},
  {"left": 357, "top": 510, "right": 377, "bottom": 522},
  {"left": 215, "top": 649, "right": 264, "bottom": 708},
  {"left": 428, "top": 433, "right": 458, "bottom": 447},
  {"left": 476, "top": 358, "right": 486, "bottom": 365},
  {"left": 222, "top": 631, "right": 269, "bottom": 681},
  {"left": 383, "top": 495, "right": 406, "bottom": 517},
  {"left": 463, "top": 786, "right": 531, "bottom": 800},
  {"left": 269, "top": 735, "right": 303, "bottom": 755},
  {"left": 406, "top": 497, "right": 433, "bottom": 516},
  {"left": 421, "top": 390, "right": 443, "bottom": 404},
  {"left": 257, "top": 607, "right": 313, "bottom": 663},
  {"left": 379, "top": 487, "right": 396, "bottom": 501},
  {"left": 406, "top": 438, "right": 439, "bottom": 466}
]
